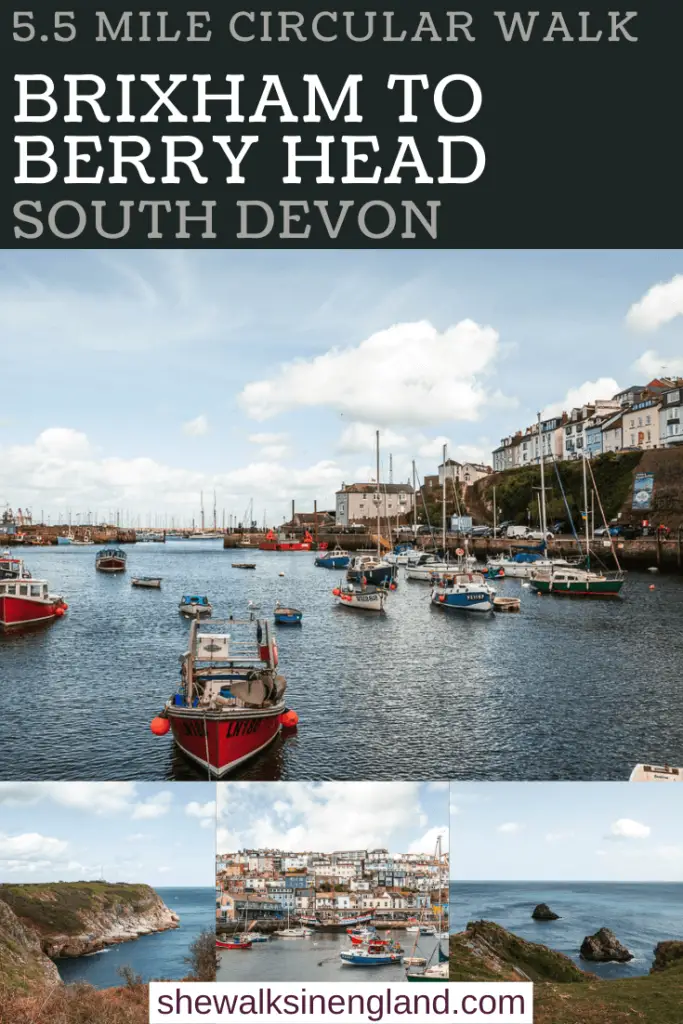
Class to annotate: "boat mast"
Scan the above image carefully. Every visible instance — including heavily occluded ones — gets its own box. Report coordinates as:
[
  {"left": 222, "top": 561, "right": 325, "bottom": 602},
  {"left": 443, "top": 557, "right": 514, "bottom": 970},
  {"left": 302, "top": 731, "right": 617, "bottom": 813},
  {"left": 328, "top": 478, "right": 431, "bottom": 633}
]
[
  {"left": 537, "top": 412, "right": 547, "bottom": 543},
  {"left": 200, "top": 491, "right": 205, "bottom": 532},
  {"left": 213, "top": 490, "right": 217, "bottom": 533},
  {"left": 441, "top": 443, "right": 447, "bottom": 557},
  {"left": 582, "top": 453, "right": 590, "bottom": 571},
  {"left": 375, "top": 430, "right": 381, "bottom": 560},
  {"left": 412, "top": 460, "right": 418, "bottom": 531}
]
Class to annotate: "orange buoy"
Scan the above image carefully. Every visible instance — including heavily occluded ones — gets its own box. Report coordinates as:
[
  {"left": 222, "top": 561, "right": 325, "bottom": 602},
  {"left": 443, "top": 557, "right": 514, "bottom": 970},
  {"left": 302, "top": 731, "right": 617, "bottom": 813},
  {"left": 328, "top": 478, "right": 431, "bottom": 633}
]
[
  {"left": 649, "top": 584, "right": 656, "bottom": 590},
  {"left": 61, "top": 603, "right": 69, "bottom": 610},
  {"left": 54, "top": 606, "right": 65, "bottom": 617},
  {"left": 150, "top": 717, "right": 170, "bottom": 736},
  {"left": 332, "top": 587, "right": 341, "bottom": 596},
  {"left": 389, "top": 583, "right": 397, "bottom": 590},
  {"left": 281, "top": 710, "right": 299, "bottom": 728}
]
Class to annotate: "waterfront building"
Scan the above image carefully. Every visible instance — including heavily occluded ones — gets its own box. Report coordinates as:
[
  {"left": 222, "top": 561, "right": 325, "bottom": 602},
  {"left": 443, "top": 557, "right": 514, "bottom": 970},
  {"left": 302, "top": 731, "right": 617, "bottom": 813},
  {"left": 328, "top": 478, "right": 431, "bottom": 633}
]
[
  {"left": 335, "top": 483, "right": 414, "bottom": 527},
  {"left": 659, "top": 386, "right": 683, "bottom": 446}
]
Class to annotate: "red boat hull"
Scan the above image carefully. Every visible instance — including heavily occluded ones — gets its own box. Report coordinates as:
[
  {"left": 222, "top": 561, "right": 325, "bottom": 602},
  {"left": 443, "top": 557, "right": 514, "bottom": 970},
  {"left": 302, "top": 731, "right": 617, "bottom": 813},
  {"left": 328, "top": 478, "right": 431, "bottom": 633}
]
[
  {"left": 258, "top": 541, "right": 311, "bottom": 551},
  {"left": 167, "top": 708, "right": 282, "bottom": 777},
  {"left": 216, "top": 940, "right": 251, "bottom": 949},
  {"left": 0, "top": 596, "right": 63, "bottom": 629}
]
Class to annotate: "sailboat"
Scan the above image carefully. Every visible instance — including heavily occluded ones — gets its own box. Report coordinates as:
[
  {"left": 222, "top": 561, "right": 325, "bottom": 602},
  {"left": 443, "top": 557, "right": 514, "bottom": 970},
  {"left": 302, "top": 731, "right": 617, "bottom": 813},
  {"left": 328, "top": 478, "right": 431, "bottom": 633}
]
[
  {"left": 529, "top": 453, "right": 625, "bottom": 597},
  {"left": 406, "top": 834, "right": 449, "bottom": 982},
  {"left": 335, "top": 430, "right": 395, "bottom": 610},
  {"left": 274, "top": 907, "right": 311, "bottom": 939}
]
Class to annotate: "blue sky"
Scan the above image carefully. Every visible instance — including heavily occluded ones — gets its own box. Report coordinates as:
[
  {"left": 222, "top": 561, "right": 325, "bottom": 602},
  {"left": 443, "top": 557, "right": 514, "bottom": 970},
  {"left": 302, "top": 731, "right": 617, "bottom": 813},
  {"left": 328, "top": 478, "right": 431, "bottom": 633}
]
[
  {"left": 450, "top": 783, "right": 683, "bottom": 882},
  {"left": 0, "top": 782, "right": 216, "bottom": 886},
  {"left": 217, "top": 781, "right": 449, "bottom": 855},
  {"left": 1, "top": 250, "right": 682, "bottom": 525}
]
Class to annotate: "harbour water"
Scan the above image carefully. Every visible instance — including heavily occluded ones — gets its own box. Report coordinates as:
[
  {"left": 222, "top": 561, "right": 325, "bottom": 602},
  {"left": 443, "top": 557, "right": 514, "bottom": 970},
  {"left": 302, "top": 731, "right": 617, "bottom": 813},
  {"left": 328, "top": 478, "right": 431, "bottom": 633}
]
[
  {"left": 449, "top": 881, "right": 683, "bottom": 978},
  {"left": 54, "top": 887, "right": 215, "bottom": 989},
  {"left": 217, "top": 932, "right": 445, "bottom": 982},
  {"left": 2, "top": 542, "right": 683, "bottom": 781}
]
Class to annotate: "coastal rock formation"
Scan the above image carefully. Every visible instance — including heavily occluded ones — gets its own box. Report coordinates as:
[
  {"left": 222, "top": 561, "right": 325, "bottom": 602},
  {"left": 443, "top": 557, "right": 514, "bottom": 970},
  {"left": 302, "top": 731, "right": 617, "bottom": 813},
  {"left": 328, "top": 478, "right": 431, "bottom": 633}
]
[
  {"left": 0, "top": 883, "right": 179, "bottom": 960},
  {"left": 0, "top": 898, "right": 61, "bottom": 988},
  {"left": 532, "top": 904, "right": 560, "bottom": 921},
  {"left": 580, "top": 928, "right": 633, "bottom": 963},
  {"left": 449, "top": 921, "right": 590, "bottom": 983},
  {"left": 651, "top": 941, "right": 683, "bottom": 974}
]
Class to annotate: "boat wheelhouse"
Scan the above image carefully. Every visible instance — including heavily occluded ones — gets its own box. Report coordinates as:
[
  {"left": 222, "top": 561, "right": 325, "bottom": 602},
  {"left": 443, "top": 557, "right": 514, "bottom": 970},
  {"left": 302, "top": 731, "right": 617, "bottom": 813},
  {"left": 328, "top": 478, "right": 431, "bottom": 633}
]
[
  {"left": 0, "top": 557, "right": 28, "bottom": 580},
  {"left": 314, "top": 545, "right": 351, "bottom": 569},
  {"left": 0, "top": 562, "right": 67, "bottom": 629},
  {"left": 95, "top": 548, "right": 126, "bottom": 572},
  {"left": 431, "top": 571, "right": 494, "bottom": 613},
  {"left": 346, "top": 554, "right": 397, "bottom": 588},
  {"left": 160, "top": 617, "right": 287, "bottom": 777},
  {"left": 179, "top": 595, "right": 212, "bottom": 617}
]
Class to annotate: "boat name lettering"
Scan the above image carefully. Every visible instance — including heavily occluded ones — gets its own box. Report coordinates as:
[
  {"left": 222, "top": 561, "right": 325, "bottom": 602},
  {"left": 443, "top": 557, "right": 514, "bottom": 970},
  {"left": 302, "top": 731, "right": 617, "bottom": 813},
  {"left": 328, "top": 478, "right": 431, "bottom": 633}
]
[{"left": 225, "top": 719, "right": 262, "bottom": 739}]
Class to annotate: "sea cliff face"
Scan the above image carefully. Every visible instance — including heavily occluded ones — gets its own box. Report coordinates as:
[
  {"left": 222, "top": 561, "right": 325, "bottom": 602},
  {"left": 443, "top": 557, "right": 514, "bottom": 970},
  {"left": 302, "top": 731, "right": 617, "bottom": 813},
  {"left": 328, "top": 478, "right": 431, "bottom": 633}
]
[
  {"left": 0, "top": 882, "right": 179, "bottom": 963},
  {"left": 0, "top": 898, "right": 61, "bottom": 987}
]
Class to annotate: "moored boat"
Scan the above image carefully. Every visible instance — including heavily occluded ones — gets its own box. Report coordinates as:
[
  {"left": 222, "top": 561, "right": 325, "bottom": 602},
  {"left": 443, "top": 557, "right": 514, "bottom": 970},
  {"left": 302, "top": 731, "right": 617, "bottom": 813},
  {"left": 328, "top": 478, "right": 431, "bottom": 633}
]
[
  {"left": 308, "top": 912, "right": 374, "bottom": 933},
  {"left": 346, "top": 554, "right": 397, "bottom": 588},
  {"left": 431, "top": 571, "right": 494, "bottom": 613},
  {"left": 629, "top": 763, "right": 681, "bottom": 782},
  {"left": 216, "top": 937, "right": 252, "bottom": 950},
  {"left": 273, "top": 601, "right": 303, "bottom": 625},
  {"left": 314, "top": 545, "right": 351, "bottom": 569},
  {"left": 340, "top": 941, "right": 403, "bottom": 966},
  {"left": 179, "top": 595, "right": 212, "bottom": 617},
  {"left": 158, "top": 616, "right": 287, "bottom": 777},
  {"left": 529, "top": 565, "right": 624, "bottom": 596},
  {"left": 131, "top": 577, "right": 162, "bottom": 589},
  {"left": 333, "top": 581, "right": 386, "bottom": 612},
  {"left": 260, "top": 529, "right": 313, "bottom": 551},
  {"left": 95, "top": 548, "right": 126, "bottom": 572},
  {"left": 0, "top": 559, "right": 68, "bottom": 629}
]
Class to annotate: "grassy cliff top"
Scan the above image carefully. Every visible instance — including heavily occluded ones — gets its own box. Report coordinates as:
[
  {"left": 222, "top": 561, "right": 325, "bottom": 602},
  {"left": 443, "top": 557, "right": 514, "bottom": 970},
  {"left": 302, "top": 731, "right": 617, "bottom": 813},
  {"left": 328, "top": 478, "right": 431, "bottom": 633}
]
[
  {"left": 0, "top": 882, "right": 160, "bottom": 936},
  {"left": 450, "top": 923, "right": 683, "bottom": 1024}
]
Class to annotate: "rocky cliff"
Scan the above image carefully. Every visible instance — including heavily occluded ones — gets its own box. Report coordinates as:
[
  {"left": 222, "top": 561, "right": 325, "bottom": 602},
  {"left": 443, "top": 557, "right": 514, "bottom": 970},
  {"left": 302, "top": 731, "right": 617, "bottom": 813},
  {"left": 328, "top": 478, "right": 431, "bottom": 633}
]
[
  {"left": 0, "top": 898, "right": 60, "bottom": 988},
  {"left": 0, "top": 882, "right": 179, "bottom": 961}
]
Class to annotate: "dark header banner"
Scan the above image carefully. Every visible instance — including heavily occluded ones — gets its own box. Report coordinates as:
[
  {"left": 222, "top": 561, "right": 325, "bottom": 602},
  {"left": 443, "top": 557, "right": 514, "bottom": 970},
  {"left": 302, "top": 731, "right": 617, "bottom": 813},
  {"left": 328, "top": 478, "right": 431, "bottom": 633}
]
[{"left": 2, "top": 0, "right": 681, "bottom": 247}]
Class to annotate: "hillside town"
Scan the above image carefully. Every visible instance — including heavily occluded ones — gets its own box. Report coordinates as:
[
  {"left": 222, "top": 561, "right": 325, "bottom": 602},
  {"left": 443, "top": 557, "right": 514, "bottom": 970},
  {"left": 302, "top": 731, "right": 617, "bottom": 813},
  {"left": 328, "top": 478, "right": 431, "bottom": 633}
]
[
  {"left": 216, "top": 847, "right": 448, "bottom": 927},
  {"left": 492, "top": 377, "right": 683, "bottom": 471}
]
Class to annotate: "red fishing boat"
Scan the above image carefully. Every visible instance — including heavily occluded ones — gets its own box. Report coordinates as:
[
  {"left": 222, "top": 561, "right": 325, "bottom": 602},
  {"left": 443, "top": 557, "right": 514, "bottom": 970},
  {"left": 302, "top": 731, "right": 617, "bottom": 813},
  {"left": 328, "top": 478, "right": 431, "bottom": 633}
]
[
  {"left": 216, "top": 937, "right": 252, "bottom": 950},
  {"left": 259, "top": 529, "right": 313, "bottom": 551},
  {"left": 155, "top": 617, "right": 288, "bottom": 777},
  {"left": 0, "top": 558, "right": 67, "bottom": 630}
]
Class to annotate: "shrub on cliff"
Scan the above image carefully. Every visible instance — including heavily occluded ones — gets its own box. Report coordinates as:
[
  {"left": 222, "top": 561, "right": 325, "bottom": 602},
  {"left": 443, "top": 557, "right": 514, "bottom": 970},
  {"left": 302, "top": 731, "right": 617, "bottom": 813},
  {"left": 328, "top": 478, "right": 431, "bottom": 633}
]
[{"left": 184, "top": 930, "right": 216, "bottom": 982}]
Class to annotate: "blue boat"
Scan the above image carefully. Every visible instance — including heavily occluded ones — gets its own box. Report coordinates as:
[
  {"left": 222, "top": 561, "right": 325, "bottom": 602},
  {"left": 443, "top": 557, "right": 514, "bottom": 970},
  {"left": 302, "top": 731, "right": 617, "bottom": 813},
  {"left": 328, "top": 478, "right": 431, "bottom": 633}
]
[
  {"left": 340, "top": 943, "right": 403, "bottom": 967},
  {"left": 314, "top": 545, "right": 350, "bottom": 569},
  {"left": 179, "top": 595, "right": 212, "bottom": 617},
  {"left": 431, "top": 571, "right": 493, "bottom": 613},
  {"left": 274, "top": 602, "right": 303, "bottom": 625}
]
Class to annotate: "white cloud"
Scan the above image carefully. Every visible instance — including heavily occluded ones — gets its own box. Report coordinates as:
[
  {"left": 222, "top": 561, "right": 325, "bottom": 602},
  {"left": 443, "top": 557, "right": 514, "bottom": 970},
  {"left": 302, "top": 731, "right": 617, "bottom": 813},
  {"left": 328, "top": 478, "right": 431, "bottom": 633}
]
[
  {"left": 632, "top": 350, "right": 683, "bottom": 379},
  {"left": 0, "top": 781, "right": 137, "bottom": 815},
  {"left": 239, "top": 319, "right": 508, "bottom": 426},
  {"left": 609, "top": 818, "right": 651, "bottom": 840},
  {"left": 217, "top": 781, "right": 425, "bottom": 854},
  {"left": 497, "top": 822, "right": 522, "bottom": 834},
  {"left": 626, "top": 274, "right": 683, "bottom": 331},
  {"left": 545, "top": 830, "right": 574, "bottom": 844},
  {"left": 408, "top": 826, "right": 449, "bottom": 854},
  {"left": 542, "top": 378, "right": 621, "bottom": 419},
  {"left": 182, "top": 414, "right": 209, "bottom": 437},
  {"left": 0, "top": 832, "right": 69, "bottom": 862},
  {"left": 261, "top": 445, "right": 289, "bottom": 460},
  {"left": 186, "top": 800, "right": 216, "bottom": 826},
  {"left": 337, "top": 423, "right": 410, "bottom": 455},
  {"left": 0, "top": 429, "right": 345, "bottom": 518},
  {"left": 132, "top": 791, "right": 173, "bottom": 820}
]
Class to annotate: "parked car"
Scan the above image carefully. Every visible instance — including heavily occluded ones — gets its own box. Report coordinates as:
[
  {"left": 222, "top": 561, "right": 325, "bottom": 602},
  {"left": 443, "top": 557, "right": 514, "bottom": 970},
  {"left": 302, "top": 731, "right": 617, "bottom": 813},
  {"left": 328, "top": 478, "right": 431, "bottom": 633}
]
[
  {"left": 526, "top": 529, "right": 554, "bottom": 541},
  {"left": 497, "top": 520, "right": 514, "bottom": 533},
  {"left": 551, "top": 521, "right": 567, "bottom": 534},
  {"left": 594, "top": 525, "right": 620, "bottom": 537},
  {"left": 506, "top": 525, "right": 531, "bottom": 539},
  {"left": 470, "top": 525, "right": 493, "bottom": 537}
]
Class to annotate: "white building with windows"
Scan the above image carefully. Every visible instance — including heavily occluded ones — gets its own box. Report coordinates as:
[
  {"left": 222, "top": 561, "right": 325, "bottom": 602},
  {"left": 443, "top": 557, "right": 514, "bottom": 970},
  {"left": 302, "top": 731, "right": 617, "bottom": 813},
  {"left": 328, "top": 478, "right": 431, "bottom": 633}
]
[
  {"left": 623, "top": 398, "right": 661, "bottom": 449},
  {"left": 660, "top": 386, "right": 683, "bottom": 446},
  {"left": 335, "top": 483, "right": 414, "bottom": 527}
]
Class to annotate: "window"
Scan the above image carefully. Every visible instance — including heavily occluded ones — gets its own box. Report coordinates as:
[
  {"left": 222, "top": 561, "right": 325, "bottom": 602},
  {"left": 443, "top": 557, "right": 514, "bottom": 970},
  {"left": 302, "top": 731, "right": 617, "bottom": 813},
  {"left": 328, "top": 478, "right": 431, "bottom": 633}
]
[
  {"left": 630, "top": 419, "right": 635, "bottom": 428},
  {"left": 565, "top": 426, "right": 572, "bottom": 434},
  {"left": 668, "top": 390, "right": 680, "bottom": 404},
  {"left": 646, "top": 415, "right": 651, "bottom": 425},
  {"left": 631, "top": 434, "right": 635, "bottom": 444},
  {"left": 0, "top": 584, "right": 4, "bottom": 594},
  {"left": 19, "top": 584, "right": 28, "bottom": 596},
  {"left": 647, "top": 430, "right": 651, "bottom": 441},
  {"left": 30, "top": 584, "right": 41, "bottom": 597},
  {"left": 638, "top": 417, "right": 643, "bottom": 426},
  {"left": 577, "top": 437, "right": 583, "bottom": 448}
]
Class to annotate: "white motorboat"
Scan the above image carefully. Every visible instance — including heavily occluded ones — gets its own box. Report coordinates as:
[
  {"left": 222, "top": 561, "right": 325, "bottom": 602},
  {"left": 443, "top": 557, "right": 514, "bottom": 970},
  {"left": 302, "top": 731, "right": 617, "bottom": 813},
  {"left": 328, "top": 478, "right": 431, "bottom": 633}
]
[
  {"left": 486, "top": 553, "right": 575, "bottom": 579},
  {"left": 629, "top": 763, "right": 681, "bottom": 782},
  {"left": 333, "top": 582, "right": 387, "bottom": 612},
  {"left": 431, "top": 571, "right": 495, "bottom": 614},
  {"left": 405, "top": 556, "right": 451, "bottom": 581}
]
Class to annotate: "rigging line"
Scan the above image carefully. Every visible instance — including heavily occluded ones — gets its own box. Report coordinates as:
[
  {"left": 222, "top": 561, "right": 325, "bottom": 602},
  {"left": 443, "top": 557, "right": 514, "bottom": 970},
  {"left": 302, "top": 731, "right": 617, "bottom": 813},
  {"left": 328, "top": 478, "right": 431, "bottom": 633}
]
[
  {"left": 586, "top": 457, "right": 622, "bottom": 572},
  {"left": 551, "top": 454, "right": 583, "bottom": 554}
]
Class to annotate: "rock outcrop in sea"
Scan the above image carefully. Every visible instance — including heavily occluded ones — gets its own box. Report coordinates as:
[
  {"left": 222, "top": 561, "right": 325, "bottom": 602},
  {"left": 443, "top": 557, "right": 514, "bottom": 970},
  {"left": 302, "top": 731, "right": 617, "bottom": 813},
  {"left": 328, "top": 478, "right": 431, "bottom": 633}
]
[
  {"left": 531, "top": 903, "right": 560, "bottom": 921},
  {"left": 0, "top": 882, "right": 179, "bottom": 973},
  {"left": 580, "top": 928, "right": 634, "bottom": 963},
  {"left": 651, "top": 941, "right": 683, "bottom": 973}
]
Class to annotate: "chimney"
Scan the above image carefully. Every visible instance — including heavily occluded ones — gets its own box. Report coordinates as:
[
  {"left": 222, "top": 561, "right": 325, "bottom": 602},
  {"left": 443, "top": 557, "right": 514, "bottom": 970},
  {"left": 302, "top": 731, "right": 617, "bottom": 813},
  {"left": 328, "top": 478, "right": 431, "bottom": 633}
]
[{"left": 291, "top": 499, "right": 295, "bottom": 521}]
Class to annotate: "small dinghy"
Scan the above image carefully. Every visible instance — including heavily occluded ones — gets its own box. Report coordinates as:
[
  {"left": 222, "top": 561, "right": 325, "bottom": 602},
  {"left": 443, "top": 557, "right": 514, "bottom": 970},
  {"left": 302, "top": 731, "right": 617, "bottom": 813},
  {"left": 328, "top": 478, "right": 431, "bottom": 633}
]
[
  {"left": 179, "top": 595, "right": 212, "bottom": 617},
  {"left": 232, "top": 563, "right": 256, "bottom": 569},
  {"left": 131, "top": 577, "right": 162, "bottom": 589},
  {"left": 333, "top": 581, "right": 387, "bottom": 612},
  {"left": 629, "top": 763, "right": 681, "bottom": 782},
  {"left": 274, "top": 601, "right": 303, "bottom": 625},
  {"left": 216, "top": 937, "right": 252, "bottom": 950}
]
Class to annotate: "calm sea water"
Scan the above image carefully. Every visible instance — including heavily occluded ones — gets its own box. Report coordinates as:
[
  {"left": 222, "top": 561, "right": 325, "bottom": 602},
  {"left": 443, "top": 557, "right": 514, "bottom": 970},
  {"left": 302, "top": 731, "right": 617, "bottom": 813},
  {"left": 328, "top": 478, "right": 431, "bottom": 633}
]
[
  {"left": 2, "top": 543, "right": 682, "bottom": 780},
  {"left": 217, "top": 932, "right": 445, "bottom": 983},
  {"left": 449, "top": 881, "right": 683, "bottom": 978},
  {"left": 55, "top": 887, "right": 215, "bottom": 988}
]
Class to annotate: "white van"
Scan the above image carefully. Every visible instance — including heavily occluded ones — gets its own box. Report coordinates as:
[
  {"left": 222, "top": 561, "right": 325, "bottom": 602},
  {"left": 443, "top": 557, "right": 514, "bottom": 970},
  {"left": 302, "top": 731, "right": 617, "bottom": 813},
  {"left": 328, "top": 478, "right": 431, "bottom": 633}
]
[{"left": 506, "top": 525, "right": 530, "bottom": 539}]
